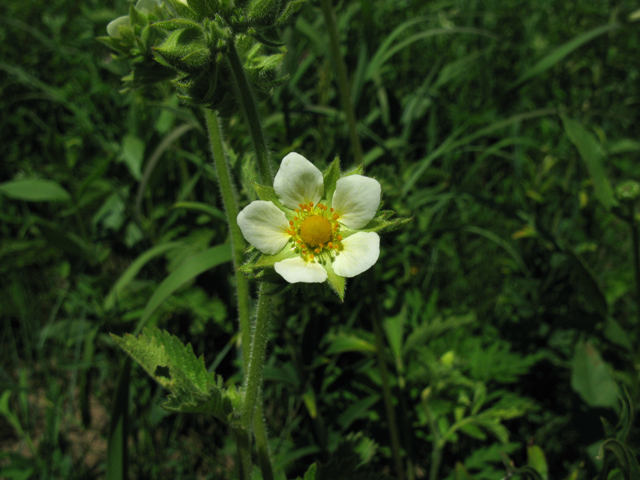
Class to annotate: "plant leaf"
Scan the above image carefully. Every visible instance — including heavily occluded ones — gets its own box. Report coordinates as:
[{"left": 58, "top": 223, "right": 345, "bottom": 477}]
[
  {"left": 561, "top": 114, "right": 618, "bottom": 210},
  {"left": 0, "top": 179, "right": 71, "bottom": 202},
  {"left": 111, "top": 327, "right": 233, "bottom": 418}
]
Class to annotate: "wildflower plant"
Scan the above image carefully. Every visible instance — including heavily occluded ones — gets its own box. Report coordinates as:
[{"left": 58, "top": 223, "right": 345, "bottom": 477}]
[{"left": 99, "top": 0, "right": 408, "bottom": 478}]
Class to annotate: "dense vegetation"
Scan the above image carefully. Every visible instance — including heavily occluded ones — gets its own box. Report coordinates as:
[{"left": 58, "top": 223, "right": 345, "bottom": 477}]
[{"left": 1, "top": 0, "right": 639, "bottom": 478}]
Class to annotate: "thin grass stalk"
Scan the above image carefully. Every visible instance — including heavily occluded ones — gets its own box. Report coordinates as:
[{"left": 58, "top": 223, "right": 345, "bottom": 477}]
[
  {"left": 319, "top": 0, "right": 363, "bottom": 165},
  {"left": 369, "top": 271, "right": 406, "bottom": 480}
]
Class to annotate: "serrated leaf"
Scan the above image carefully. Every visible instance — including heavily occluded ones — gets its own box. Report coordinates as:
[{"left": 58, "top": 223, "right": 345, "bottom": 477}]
[
  {"left": 0, "top": 179, "right": 71, "bottom": 202},
  {"left": 111, "top": 327, "right": 233, "bottom": 419},
  {"left": 404, "top": 312, "right": 476, "bottom": 359},
  {"left": 337, "top": 395, "right": 379, "bottom": 431}
]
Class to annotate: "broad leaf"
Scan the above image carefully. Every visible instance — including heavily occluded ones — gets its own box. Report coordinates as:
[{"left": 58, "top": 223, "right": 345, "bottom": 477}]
[{"left": 111, "top": 327, "right": 233, "bottom": 419}]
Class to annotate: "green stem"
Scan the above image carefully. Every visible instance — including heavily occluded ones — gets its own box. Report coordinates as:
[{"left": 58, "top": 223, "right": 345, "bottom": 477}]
[
  {"left": 254, "top": 402, "right": 275, "bottom": 480},
  {"left": 241, "top": 284, "right": 273, "bottom": 432},
  {"left": 369, "top": 271, "right": 406, "bottom": 480},
  {"left": 233, "top": 428, "right": 253, "bottom": 480},
  {"left": 319, "top": 0, "right": 364, "bottom": 166},
  {"left": 429, "top": 442, "right": 444, "bottom": 480},
  {"left": 204, "top": 108, "right": 252, "bottom": 370},
  {"left": 205, "top": 109, "right": 275, "bottom": 479},
  {"left": 226, "top": 38, "right": 272, "bottom": 185}
]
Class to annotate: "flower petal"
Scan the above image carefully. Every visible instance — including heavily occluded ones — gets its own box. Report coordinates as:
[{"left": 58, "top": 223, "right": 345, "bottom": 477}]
[
  {"left": 333, "top": 232, "right": 380, "bottom": 278},
  {"left": 237, "top": 201, "right": 290, "bottom": 255},
  {"left": 274, "top": 152, "right": 324, "bottom": 209},
  {"left": 274, "top": 257, "right": 328, "bottom": 283},
  {"left": 331, "top": 175, "right": 381, "bottom": 229}
]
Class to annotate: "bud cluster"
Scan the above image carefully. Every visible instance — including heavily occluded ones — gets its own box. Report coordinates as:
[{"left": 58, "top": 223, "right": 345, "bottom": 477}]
[{"left": 99, "top": 0, "right": 304, "bottom": 109}]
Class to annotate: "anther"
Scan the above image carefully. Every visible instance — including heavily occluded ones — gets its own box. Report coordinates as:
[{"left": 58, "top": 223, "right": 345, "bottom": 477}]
[{"left": 332, "top": 213, "right": 339, "bottom": 220}]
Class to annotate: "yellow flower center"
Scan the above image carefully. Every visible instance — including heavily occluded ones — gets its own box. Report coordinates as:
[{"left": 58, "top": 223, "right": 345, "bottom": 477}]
[
  {"left": 299, "top": 215, "right": 332, "bottom": 247},
  {"left": 285, "top": 202, "right": 344, "bottom": 262}
]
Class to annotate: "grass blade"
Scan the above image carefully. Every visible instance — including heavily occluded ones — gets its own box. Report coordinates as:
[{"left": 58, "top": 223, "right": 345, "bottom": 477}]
[
  {"left": 513, "top": 23, "right": 620, "bottom": 87},
  {"left": 133, "top": 244, "right": 232, "bottom": 334}
]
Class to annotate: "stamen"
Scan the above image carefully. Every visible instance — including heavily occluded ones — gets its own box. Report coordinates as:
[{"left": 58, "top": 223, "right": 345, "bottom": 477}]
[{"left": 332, "top": 213, "right": 339, "bottom": 220}]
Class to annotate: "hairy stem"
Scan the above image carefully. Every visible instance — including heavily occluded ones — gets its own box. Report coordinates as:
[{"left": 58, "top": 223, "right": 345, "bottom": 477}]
[
  {"left": 227, "top": 38, "right": 272, "bottom": 184},
  {"left": 204, "top": 108, "right": 252, "bottom": 369},
  {"left": 241, "top": 284, "right": 273, "bottom": 432},
  {"left": 319, "top": 0, "right": 364, "bottom": 165}
]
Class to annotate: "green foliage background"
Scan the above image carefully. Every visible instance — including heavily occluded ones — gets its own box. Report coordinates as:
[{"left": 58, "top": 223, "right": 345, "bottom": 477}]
[{"left": 1, "top": 0, "right": 639, "bottom": 478}]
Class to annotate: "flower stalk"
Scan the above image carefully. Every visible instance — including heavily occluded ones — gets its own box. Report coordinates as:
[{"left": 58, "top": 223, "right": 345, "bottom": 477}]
[
  {"left": 204, "top": 108, "right": 252, "bottom": 369},
  {"left": 205, "top": 107, "right": 275, "bottom": 480},
  {"left": 227, "top": 37, "right": 273, "bottom": 185},
  {"left": 240, "top": 283, "right": 273, "bottom": 432}
]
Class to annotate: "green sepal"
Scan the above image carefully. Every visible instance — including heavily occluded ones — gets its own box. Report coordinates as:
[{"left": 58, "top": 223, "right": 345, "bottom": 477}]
[
  {"left": 154, "top": 29, "right": 210, "bottom": 71},
  {"left": 360, "top": 212, "right": 412, "bottom": 234},
  {"left": 165, "top": 0, "right": 198, "bottom": 20},
  {"left": 248, "top": 0, "right": 281, "bottom": 26},
  {"left": 249, "top": 29, "right": 286, "bottom": 48},
  {"left": 153, "top": 18, "right": 203, "bottom": 31},
  {"left": 273, "top": 0, "right": 305, "bottom": 27},
  {"left": 96, "top": 36, "right": 130, "bottom": 55},
  {"left": 251, "top": 182, "right": 288, "bottom": 211},
  {"left": 184, "top": 0, "right": 215, "bottom": 18},
  {"left": 129, "top": 4, "right": 149, "bottom": 28},
  {"left": 341, "top": 163, "right": 364, "bottom": 177},
  {"left": 322, "top": 155, "right": 341, "bottom": 206},
  {"left": 324, "top": 257, "right": 346, "bottom": 302},
  {"left": 110, "top": 327, "right": 234, "bottom": 421},
  {"left": 253, "top": 245, "right": 296, "bottom": 269}
]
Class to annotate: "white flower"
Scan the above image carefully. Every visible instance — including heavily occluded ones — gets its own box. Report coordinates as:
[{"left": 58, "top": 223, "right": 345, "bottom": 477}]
[{"left": 237, "top": 153, "right": 381, "bottom": 293}]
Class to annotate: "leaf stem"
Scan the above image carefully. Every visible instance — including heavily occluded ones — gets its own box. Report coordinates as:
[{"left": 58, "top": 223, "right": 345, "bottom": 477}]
[
  {"left": 241, "top": 283, "right": 273, "bottom": 432},
  {"left": 204, "top": 108, "right": 252, "bottom": 369},
  {"left": 319, "top": 0, "right": 363, "bottom": 166},
  {"left": 226, "top": 38, "right": 272, "bottom": 184}
]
